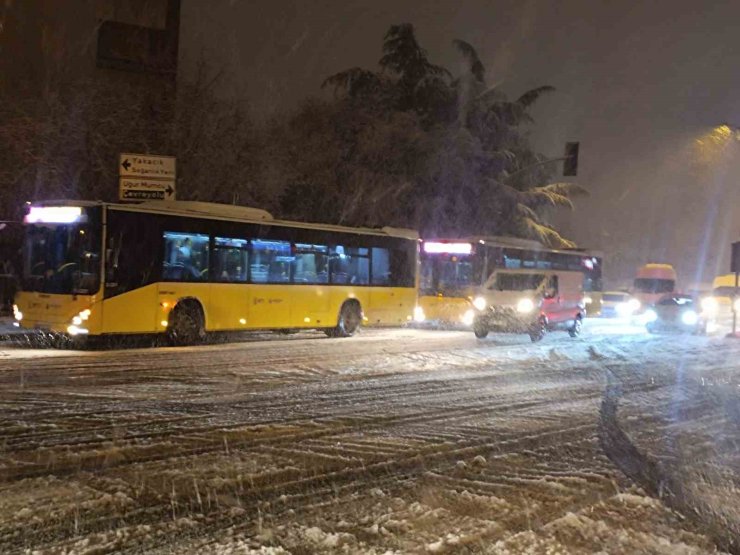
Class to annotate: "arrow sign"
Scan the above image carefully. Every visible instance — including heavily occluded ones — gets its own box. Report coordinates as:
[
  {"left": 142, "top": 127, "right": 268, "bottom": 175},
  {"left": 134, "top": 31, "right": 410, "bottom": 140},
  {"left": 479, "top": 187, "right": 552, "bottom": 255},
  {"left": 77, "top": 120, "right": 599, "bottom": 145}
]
[
  {"left": 119, "top": 153, "right": 176, "bottom": 179},
  {"left": 119, "top": 177, "right": 176, "bottom": 202}
]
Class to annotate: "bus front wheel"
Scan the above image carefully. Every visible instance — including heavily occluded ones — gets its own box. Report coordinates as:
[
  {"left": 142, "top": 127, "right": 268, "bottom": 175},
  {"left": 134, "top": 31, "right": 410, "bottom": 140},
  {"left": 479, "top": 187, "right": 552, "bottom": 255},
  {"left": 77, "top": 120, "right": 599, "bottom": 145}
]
[
  {"left": 326, "top": 301, "right": 362, "bottom": 338},
  {"left": 168, "top": 301, "right": 206, "bottom": 346}
]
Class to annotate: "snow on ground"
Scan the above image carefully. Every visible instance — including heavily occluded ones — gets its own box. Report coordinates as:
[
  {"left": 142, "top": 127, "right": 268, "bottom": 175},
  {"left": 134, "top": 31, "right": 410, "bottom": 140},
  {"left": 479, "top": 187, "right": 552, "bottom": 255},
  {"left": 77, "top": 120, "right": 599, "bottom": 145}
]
[{"left": 0, "top": 321, "right": 736, "bottom": 553}]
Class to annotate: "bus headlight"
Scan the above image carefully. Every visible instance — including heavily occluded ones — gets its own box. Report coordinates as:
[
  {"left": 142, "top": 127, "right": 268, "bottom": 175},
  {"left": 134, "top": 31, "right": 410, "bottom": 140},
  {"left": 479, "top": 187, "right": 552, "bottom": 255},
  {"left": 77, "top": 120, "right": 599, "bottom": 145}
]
[
  {"left": 461, "top": 309, "right": 475, "bottom": 326},
  {"left": 67, "top": 325, "right": 89, "bottom": 336},
  {"left": 644, "top": 309, "right": 658, "bottom": 323},
  {"left": 413, "top": 306, "right": 426, "bottom": 322},
  {"left": 681, "top": 310, "right": 699, "bottom": 326},
  {"left": 517, "top": 298, "right": 535, "bottom": 314},
  {"left": 473, "top": 296, "right": 487, "bottom": 311},
  {"left": 12, "top": 304, "right": 22, "bottom": 321},
  {"left": 700, "top": 297, "right": 718, "bottom": 314}
]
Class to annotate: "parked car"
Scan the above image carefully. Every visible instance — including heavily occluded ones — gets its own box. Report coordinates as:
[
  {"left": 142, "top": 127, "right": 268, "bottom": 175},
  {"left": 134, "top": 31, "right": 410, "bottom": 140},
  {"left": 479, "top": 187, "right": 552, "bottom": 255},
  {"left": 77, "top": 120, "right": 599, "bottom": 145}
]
[
  {"left": 472, "top": 269, "right": 586, "bottom": 342},
  {"left": 644, "top": 294, "right": 712, "bottom": 334}
]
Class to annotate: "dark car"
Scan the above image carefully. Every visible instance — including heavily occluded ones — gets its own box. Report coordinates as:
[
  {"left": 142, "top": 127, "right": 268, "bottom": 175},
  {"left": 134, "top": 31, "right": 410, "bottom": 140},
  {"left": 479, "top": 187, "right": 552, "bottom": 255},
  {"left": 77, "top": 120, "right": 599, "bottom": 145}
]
[{"left": 644, "top": 294, "right": 710, "bottom": 334}]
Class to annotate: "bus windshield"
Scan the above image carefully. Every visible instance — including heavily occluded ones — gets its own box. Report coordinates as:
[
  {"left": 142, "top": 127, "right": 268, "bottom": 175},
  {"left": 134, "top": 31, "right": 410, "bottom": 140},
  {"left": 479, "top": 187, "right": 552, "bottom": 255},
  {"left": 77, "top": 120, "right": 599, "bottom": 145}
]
[
  {"left": 633, "top": 278, "right": 674, "bottom": 294},
  {"left": 23, "top": 223, "right": 100, "bottom": 294},
  {"left": 420, "top": 254, "right": 476, "bottom": 295}
]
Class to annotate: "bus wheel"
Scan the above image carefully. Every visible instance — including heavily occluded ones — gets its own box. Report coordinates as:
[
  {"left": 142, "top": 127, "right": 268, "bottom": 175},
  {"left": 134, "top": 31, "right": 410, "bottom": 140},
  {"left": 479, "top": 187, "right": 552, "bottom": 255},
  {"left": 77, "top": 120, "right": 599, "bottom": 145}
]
[
  {"left": 529, "top": 318, "right": 546, "bottom": 343},
  {"left": 568, "top": 315, "right": 583, "bottom": 338},
  {"left": 168, "top": 302, "right": 206, "bottom": 346},
  {"left": 473, "top": 318, "right": 489, "bottom": 339},
  {"left": 326, "top": 301, "right": 362, "bottom": 338}
]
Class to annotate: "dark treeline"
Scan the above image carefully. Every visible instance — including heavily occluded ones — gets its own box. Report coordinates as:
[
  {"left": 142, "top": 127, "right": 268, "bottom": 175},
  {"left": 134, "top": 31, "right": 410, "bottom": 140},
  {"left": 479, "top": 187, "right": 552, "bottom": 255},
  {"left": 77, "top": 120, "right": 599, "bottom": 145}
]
[{"left": 0, "top": 24, "right": 584, "bottom": 246}]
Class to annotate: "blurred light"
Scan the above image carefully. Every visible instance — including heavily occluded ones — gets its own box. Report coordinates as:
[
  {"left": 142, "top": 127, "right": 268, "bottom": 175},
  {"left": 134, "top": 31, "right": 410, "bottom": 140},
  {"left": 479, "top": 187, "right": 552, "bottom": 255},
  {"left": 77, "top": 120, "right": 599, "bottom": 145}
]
[
  {"left": 423, "top": 242, "right": 472, "bottom": 255},
  {"left": 700, "top": 297, "right": 719, "bottom": 314},
  {"left": 72, "top": 316, "right": 82, "bottom": 326},
  {"left": 12, "top": 304, "right": 22, "bottom": 321},
  {"left": 79, "top": 309, "right": 91, "bottom": 320},
  {"left": 517, "top": 298, "right": 535, "bottom": 313},
  {"left": 67, "top": 325, "right": 89, "bottom": 335},
  {"left": 644, "top": 309, "right": 658, "bottom": 323},
  {"left": 627, "top": 298, "right": 641, "bottom": 312},
  {"left": 161, "top": 302, "right": 170, "bottom": 309},
  {"left": 160, "top": 320, "right": 168, "bottom": 327},
  {"left": 461, "top": 309, "right": 475, "bottom": 326},
  {"left": 239, "top": 318, "right": 247, "bottom": 325},
  {"left": 583, "top": 296, "right": 593, "bottom": 304},
  {"left": 25, "top": 206, "right": 83, "bottom": 224},
  {"left": 681, "top": 310, "right": 699, "bottom": 326},
  {"left": 12, "top": 322, "right": 19, "bottom": 327},
  {"left": 303, "top": 317, "right": 310, "bottom": 323},
  {"left": 473, "top": 296, "right": 487, "bottom": 311},
  {"left": 413, "top": 306, "right": 426, "bottom": 322},
  {"left": 734, "top": 298, "right": 740, "bottom": 312}
]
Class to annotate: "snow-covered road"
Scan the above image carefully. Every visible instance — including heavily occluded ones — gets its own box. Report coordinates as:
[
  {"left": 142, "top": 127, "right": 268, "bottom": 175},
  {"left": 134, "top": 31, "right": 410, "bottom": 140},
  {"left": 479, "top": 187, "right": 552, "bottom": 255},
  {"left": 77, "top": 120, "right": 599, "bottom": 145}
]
[{"left": 0, "top": 322, "right": 737, "bottom": 554}]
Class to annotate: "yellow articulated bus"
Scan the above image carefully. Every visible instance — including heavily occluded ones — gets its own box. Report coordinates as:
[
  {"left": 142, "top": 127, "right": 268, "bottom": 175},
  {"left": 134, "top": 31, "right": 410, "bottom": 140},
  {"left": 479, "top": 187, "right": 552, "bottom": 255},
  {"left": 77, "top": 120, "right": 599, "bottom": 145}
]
[
  {"left": 14, "top": 200, "right": 419, "bottom": 345},
  {"left": 416, "top": 236, "right": 603, "bottom": 327}
]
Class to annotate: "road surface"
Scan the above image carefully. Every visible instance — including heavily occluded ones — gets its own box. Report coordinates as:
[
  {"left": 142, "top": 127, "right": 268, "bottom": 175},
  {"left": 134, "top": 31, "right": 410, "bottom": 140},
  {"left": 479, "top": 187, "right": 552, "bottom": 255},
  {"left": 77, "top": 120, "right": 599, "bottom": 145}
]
[{"left": 0, "top": 322, "right": 737, "bottom": 554}]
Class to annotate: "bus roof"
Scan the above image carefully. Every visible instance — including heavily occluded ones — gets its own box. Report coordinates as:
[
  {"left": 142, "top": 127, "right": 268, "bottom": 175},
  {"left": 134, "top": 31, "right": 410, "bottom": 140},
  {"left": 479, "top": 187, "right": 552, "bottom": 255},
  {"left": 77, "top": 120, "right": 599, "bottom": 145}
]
[
  {"left": 27, "top": 200, "right": 419, "bottom": 241},
  {"left": 423, "top": 235, "right": 602, "bottom": 257}
]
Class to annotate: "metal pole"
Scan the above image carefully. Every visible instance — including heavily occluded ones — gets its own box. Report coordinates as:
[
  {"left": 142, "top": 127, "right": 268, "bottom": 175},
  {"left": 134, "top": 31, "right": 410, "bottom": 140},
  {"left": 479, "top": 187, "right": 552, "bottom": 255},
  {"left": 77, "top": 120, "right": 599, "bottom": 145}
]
[{"left": 734, "top": 271, "right": 739, "bottom": 336}]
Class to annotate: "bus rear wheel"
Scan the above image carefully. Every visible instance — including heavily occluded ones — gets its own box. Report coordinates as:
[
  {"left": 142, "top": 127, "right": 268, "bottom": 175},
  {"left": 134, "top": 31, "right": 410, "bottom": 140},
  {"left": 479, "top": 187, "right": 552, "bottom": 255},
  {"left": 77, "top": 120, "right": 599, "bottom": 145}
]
[
  {"left": 326, "top": 301, "right": 362, "bottom": 338},
  {"left": 168, "top": 302, "right": 206, "bottom": 346}
]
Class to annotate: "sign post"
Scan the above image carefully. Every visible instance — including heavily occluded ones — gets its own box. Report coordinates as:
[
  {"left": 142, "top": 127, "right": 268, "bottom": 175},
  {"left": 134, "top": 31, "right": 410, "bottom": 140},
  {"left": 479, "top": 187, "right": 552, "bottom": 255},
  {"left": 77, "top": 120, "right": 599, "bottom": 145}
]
[{"left": 118, "top": 153, "right": 176, "bottom": 202}]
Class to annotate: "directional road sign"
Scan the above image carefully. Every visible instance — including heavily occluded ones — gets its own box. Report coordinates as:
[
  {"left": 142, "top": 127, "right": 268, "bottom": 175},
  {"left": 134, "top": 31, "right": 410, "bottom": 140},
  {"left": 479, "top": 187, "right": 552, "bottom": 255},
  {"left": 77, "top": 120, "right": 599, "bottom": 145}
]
[
  {"left": 119, "top": 153, "right": 176, "bottom": 179},
  {"left": 119, "top": 178, "right": 176, "bottom": 201}
]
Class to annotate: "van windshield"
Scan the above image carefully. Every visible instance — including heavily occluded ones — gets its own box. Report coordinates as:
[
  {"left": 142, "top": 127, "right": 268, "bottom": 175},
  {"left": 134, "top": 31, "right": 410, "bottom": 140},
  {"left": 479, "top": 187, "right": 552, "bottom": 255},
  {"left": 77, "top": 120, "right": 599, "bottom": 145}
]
[
  {"left": 494, "top": 273, "right": 546, "bottom": 291},
  {"left": 634, "top": 278, "right": 674, "bottom": 294}
]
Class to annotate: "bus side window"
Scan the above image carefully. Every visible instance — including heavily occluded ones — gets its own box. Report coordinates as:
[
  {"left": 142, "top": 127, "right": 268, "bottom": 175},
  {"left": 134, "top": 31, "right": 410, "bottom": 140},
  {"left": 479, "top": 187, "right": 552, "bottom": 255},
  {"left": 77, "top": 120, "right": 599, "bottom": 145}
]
[
  {"left": 251, "top": 239, "right": 291, "bottom": 283},
  {"left": 293, "top": 244, "right": 328, "bottom": 284},
  {"left": 371, "top": 248, "right": 390, "bottom": 285},
  {"left": 162, "top": 232, "right": 209, "bottom": 281},
  {"left": 214, "top": 237, "right": 248, "bottom": 282}
]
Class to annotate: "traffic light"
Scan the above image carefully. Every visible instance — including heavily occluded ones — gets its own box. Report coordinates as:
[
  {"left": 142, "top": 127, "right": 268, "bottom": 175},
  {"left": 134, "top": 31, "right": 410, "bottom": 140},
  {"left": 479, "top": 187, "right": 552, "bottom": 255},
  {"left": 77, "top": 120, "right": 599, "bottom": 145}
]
[{"left": 563, "top": 142, "right": 579, "bottom": 176}]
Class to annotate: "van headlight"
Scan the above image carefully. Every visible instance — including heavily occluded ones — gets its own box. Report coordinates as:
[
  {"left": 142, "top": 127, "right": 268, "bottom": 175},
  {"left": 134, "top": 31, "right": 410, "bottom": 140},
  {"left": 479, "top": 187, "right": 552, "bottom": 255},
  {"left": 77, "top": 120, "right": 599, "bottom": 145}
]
[
  {"left": 12, "top": 304, "right": 22, "bottom": 321},
  {"left": 473, "top": 296, "right": 487, "bottom": 311},
  {"left": 516, "top": 298, "right": 535, "bottom": 314},
  {"left": 700, "top": 297, "right": 718, "bottom": 314},
  {"left": 413, "top": 306, "right": 426, "bottom": 322},
  {"left": 681, "top": 310, "right": 699, "bottom": 326}
]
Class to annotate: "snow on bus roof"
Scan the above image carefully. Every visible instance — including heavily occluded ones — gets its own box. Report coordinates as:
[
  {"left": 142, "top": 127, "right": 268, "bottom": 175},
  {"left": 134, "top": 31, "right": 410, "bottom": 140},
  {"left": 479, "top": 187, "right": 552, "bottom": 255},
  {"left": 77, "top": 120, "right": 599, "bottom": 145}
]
[{"left": 28, "top": 200, "right": 418, "bottom": 240}]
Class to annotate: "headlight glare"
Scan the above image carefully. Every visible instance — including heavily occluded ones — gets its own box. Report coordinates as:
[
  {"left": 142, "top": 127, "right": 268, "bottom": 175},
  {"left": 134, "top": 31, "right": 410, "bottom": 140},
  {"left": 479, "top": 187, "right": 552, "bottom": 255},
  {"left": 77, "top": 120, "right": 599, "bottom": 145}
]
[
  {"left": 413, "top": 306, "right": 426, "bottom": 322},
  {"left": 516, "top": 298, "right": 535, "bottom": 314},
  {"left": 644, "top": 309, "right": 658, "bottom": 323},
  {"left": 681, "top": 310, "right": 699, "bottom": 326},
  {"left": 473, "top": 296, "right": 487, "bottom": 311},
  {"left": 12, "top": 304, "right": 22, "bottom": 321},
  {"left": 461, "top": 309, "right": 475, "bottom": 326}
]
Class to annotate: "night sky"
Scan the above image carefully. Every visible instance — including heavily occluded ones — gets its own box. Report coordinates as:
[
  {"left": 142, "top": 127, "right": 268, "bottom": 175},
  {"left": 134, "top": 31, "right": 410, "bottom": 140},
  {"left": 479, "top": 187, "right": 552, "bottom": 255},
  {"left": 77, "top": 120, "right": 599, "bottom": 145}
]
[{"left": 180, "top": 0, "right": 740, "bottom": 287}]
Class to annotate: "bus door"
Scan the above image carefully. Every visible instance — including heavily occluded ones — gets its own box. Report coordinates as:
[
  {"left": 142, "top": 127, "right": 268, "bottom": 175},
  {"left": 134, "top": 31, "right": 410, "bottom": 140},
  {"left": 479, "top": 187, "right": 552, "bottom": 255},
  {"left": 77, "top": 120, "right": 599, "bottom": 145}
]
[
  {"left": 290, "top": 243, "right": 331, "bottom": 327},
  {"left": 247, "top": 239, "right": 291, "bottom": 328},
  {"left": 208, "top": 237, "right": 250, "bottom": 330}
]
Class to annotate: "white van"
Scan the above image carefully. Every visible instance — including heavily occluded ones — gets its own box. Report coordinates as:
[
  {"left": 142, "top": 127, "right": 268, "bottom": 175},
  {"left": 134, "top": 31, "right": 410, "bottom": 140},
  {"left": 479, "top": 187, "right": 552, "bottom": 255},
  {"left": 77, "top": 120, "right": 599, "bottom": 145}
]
[{"left": 471, "top": 269, "right": 586, "bottom": 342}]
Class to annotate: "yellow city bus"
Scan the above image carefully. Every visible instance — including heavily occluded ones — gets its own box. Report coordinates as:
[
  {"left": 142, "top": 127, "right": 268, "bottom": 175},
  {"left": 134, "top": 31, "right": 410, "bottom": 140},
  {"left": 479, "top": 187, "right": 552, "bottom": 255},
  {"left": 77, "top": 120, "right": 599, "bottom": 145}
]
[
  {"left": 416, "top": 236, "right": 603, "bottom": 326},
  {"left": 14, "top": 200, "right": 419, "bottom": 344}
]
